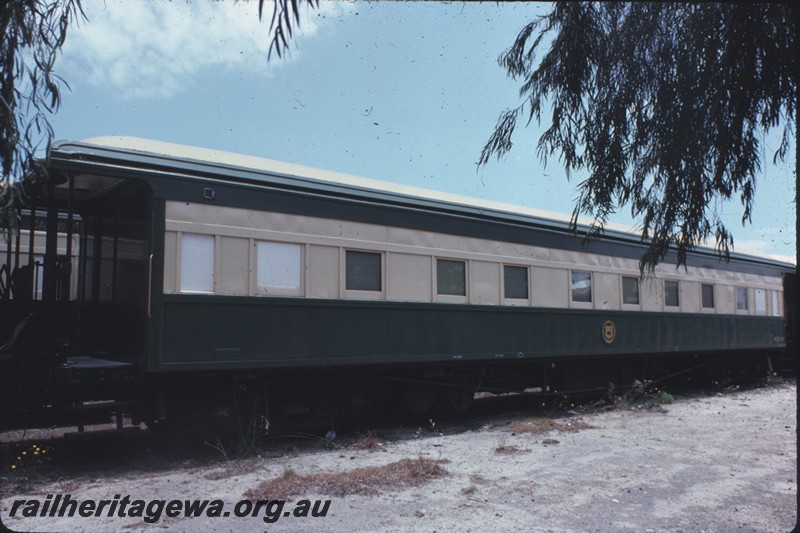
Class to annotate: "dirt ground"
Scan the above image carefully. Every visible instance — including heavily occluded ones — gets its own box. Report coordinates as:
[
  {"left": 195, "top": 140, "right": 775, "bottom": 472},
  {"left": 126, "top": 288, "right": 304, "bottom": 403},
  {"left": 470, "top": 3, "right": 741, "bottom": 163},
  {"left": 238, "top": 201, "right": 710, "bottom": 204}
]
[{"left": 1, "top": 381, "right": 796, "bottom": 532}]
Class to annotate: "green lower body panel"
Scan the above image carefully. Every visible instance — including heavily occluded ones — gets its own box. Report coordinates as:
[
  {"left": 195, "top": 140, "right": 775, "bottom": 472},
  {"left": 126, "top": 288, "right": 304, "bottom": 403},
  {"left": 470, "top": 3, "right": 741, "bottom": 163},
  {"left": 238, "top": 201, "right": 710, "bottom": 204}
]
[{"left": 155, "top": 295, "right": 785, "bottom": 371}]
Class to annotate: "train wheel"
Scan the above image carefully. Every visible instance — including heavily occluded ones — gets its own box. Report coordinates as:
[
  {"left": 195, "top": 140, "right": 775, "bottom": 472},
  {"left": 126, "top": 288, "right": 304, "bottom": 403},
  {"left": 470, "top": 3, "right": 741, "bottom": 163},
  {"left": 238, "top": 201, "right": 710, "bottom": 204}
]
[
  {"left": 145, "top": 381, "right": 245, "bottom": 443},
  {"left": 437, "top": 385, "right": 475, "bottom": 414},
  {"left": 402, "top": 382, "right": 436, "bottom": 415}
]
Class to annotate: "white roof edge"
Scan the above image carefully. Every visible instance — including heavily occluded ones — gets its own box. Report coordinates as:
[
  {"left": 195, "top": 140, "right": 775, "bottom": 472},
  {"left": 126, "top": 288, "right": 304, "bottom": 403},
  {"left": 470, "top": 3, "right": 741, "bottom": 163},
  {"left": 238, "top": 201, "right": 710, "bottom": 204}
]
[
  {"left": 74, "top": 136, "right": 794, "bottom": 266},
  {"left": 78, "top": 136, "right": 634, "bottom": 233}
]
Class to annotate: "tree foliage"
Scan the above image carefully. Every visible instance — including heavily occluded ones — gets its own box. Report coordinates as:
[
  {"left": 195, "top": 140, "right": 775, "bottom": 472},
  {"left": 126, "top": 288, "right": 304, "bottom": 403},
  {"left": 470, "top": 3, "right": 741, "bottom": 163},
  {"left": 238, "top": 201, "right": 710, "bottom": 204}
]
[
  {"left": 259, "top": 0, "right": 319, "bottom": 60},
  {"left": 0, "top": 0, "right": 83, "bottom": 231},
  {"left": 479, "top": 3, "right": 796, "bottom": 270},
  {"left": 2, "top": 2, "right": 795, "bottom": 272},
  {"left": 0, "top": 0, "right": 315, "bottom": 233}
]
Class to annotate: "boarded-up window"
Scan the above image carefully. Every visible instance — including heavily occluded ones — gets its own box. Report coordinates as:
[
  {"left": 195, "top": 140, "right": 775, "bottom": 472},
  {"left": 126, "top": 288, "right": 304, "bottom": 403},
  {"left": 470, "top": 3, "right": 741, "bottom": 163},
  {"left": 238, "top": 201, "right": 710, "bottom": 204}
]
[
  {"left": 257, "top": 242, "right": 302, "bottom": 289},
  {"left": 772, "top": 291, "right": 782, "bottom": 316},
  {"left": 180, "top": 233, "right": 214, "bottom": 293},
  {"left": 755, "top": 289, "right": 767, "bottom": 314}
]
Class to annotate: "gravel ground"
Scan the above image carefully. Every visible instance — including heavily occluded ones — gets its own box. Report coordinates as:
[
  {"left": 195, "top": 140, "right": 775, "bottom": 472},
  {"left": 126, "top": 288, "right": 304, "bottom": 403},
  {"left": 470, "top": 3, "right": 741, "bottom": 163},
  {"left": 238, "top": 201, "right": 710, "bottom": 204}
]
[{"left": 1, "top": 382, "right": 796, "bottom": 532}]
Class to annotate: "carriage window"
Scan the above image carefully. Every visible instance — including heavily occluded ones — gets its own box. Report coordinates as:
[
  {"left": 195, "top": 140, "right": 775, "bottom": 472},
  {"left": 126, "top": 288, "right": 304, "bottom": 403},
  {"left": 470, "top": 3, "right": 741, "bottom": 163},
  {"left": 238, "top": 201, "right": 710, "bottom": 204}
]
[
  {"left": 437, "top": 259, "right": 466, "bottom": 296},
  {"left": 257, "top": 242, "right": 302, "bottom": 289},
  {"left": 701, "top": 283, "right": 715, "bottom": 308},
  {"left": 755, "top": 289, "right": 767, "bottom": 314},
  {"left": 346, "top": 250, "right": 382, "bottom": 291},
  {"left": 736, "top": 287, "right": 748, "bottom": 310},
  {"left": 571, "top": 271, "right": 592, "bottom": 303},
  {"left": 772, "top": 290, "right": 782, "bottom": 316},
  {"left": 504, "top": 265, "right": 528, "bottom": 299},
  {"left": 664, "top": 280, "right": 679, "bottom": 307},
  {"left": 180, "top": 233, "right": 214, "bottom": 293},
  {"left": 622, "top": 276, "right": 639, "bottom": 304}
]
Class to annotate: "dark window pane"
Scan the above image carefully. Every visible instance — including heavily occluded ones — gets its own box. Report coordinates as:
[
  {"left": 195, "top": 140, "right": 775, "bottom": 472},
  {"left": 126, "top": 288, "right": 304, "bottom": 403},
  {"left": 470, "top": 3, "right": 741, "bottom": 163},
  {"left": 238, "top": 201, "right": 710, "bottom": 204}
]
[
  {"left": 702, "top": 284, "right": 715, "bottom": 308},
  {"left": 571, "top": 271, "right": 592, "bottom": 302},
  {"left": 622, "top": 276, "right": 639, "bottom": 304},
  {"left": 736, "top": 287, "right": 748, "bottom": 310},
  {"left": 437, "top": 259, "right": 466, "bottom": 296},
  {"left": 504, "top": 265, "right": 528, "bottom": 299},
  {"left": 346, "top": 251, "right": 381, "bottom": 291},
  {"left": 665, "top": 280, "right": 679, "bottom": 307}
]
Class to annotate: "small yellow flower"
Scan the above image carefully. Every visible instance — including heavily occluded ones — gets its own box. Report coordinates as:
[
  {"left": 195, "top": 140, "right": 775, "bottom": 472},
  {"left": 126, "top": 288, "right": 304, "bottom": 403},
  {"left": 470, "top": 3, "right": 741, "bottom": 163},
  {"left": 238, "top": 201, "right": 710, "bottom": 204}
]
[{"left": 10, "top": 465, "right": 16, "bottom": 470}]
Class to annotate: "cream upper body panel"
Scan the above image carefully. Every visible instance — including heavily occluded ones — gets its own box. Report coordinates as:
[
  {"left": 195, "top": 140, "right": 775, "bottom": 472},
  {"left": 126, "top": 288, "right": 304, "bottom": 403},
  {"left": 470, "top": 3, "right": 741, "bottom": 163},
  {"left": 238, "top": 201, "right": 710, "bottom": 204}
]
[{"left": 164, "top": 201, "right": 785, "bottom": 316}]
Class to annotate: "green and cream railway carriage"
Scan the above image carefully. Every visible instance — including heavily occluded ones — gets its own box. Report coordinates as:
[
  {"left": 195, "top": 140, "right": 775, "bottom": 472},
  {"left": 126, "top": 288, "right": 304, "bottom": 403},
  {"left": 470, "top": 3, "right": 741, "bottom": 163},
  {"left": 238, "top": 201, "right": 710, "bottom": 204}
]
[{"left": 0, "top": 137, "right": 794, "bottom": 430}]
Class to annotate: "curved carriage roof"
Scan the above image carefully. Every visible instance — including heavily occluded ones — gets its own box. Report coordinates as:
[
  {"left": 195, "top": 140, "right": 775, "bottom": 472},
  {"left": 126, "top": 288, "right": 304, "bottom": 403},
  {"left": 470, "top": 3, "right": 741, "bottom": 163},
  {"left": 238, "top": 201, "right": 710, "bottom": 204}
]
[
  {"left": 49, "top": 136, "right": 794, "bottom": 272},
  {"left": 62, "top": 136, "right": 604, "bottom": 226}
]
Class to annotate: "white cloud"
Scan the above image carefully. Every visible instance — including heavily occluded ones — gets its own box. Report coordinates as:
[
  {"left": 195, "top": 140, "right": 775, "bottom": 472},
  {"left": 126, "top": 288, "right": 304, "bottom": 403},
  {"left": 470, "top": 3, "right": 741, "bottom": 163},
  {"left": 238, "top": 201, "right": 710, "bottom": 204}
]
[{"left": 60, "top": 0, "right": 349, "bottom": 99}]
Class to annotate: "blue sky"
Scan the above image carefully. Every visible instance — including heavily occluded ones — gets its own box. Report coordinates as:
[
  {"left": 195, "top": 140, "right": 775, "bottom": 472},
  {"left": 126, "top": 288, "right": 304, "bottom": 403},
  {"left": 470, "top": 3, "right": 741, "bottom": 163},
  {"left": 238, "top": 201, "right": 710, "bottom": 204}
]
[{"left": 50, "top": 1, "right": 796, "bottom": 262}]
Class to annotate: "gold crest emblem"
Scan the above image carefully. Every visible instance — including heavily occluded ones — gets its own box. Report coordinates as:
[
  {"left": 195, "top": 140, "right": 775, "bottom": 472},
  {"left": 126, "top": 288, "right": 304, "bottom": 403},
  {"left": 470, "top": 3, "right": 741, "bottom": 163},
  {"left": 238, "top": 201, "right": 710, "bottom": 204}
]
[{"left": 602, "top": 320, "right": 616, "bottom": 344}]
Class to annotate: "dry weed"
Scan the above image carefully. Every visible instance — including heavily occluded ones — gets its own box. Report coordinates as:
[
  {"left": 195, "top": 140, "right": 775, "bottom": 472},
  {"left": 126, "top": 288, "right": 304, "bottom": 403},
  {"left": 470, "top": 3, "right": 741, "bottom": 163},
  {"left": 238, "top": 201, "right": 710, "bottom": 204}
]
[
  {"left": 245, "top": 457, "right": 447, "bottom": 500},
  {"left": 509, "top": 417, "right": 594, "bottom": 435},
  {"left": 494, "top": 444, "right": 530, "bottom": 455},
  {"left": 349, "top": 431, "right": 384, "bottom": 451}
]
